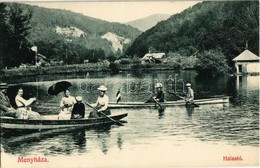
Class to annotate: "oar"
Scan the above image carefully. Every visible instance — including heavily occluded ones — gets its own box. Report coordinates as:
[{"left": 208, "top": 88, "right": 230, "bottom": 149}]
[
  {"left": 169, "top": 91, "right": 200, "bottom": 107},
  {"left": 152, "top": 97, "right": 165, "bottom": 113},
  {"left": 85, "top": 102, "right": 124, "bottom": 126}
]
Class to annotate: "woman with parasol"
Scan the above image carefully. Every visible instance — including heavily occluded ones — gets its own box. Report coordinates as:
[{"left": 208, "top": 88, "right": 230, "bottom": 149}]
[{"left": 58, "top": 89, "right": 76, "bottom": 120}]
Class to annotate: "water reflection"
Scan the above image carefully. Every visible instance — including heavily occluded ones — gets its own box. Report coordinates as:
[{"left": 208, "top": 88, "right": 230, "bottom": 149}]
[
  {"left": 117, "top": 133, "right": 123, "bottom": 150},
  {"left": 0, "top": 71, "right": 259, "bottom": 157},
  {"left": 72, "top": 129, "right": 87, "bottom": 153},
  {"left": 1, "top": 125, "right": 125, "bottom": 156},
  {"left": 186, "top": 104, "right": 194, "bottom": 117},
  {"left": 96, "top": 126, "right": 111, "bottom": 154}
]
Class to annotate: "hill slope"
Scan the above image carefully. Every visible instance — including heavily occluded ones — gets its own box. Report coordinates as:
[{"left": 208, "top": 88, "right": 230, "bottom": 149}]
[
  {"left": 126, "top": 14, "right": 170, "bottom": 32},
  {"left": 19, "top": 3, "right": 141, "bottom": 62},
  {"left": 126, "top": 1, "right": 259, "bottom": 64}
]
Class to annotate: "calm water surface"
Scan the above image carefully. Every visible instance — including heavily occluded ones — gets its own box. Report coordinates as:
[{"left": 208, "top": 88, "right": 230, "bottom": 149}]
[{"left": 1, "top": 71, "right": 259, "bottom": 167}]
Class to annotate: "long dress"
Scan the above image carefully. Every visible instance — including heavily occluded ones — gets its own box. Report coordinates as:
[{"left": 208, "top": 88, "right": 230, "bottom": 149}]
[
  {"left": 58, "top": 96, "right": 76, "bottom": 120},
  {"left": 15, "top": 95, "right": 41, "bottom": 120},
  {"left": 88, "top": 95, "right": 111, "bottom": 118}
]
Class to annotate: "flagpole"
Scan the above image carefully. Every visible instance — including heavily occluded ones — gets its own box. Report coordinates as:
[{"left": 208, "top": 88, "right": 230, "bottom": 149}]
[{"left": 35, "top": 50, "right": 37, "bottom": 65}]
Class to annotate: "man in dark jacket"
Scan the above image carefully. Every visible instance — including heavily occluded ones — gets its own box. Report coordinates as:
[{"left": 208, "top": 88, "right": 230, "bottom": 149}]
[
  {"left": 71, "top": 96, "right": 85, "bottom": 119},
  {"left": 0, "top": 83, "right": 21, "bottom": 118},
  {"left": 154, "top": 83, "right": 165, "bottom": 102}
]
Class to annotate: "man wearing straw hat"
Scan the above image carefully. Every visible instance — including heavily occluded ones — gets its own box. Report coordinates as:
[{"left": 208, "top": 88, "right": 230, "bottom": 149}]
[{"left": 0, "top": 83, "right": 21, "bottom": 118}]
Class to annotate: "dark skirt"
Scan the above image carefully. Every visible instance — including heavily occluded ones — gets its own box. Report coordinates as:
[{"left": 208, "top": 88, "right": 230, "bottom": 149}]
[{"left": 88, "top": 108, "right": 111, "bottom": 118}]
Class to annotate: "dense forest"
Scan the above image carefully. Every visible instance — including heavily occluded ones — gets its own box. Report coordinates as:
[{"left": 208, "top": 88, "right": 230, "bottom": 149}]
[
  {"left": 0, "top": 3, "right": 141, "bottom": 68},
  {"left": 127, "top": 1, "right": 259, "bottom": 66}
]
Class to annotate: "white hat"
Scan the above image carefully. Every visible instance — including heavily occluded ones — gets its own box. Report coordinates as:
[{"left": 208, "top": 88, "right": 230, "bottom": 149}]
[
  {"left": 18, "top": 88, "right": 23, "bottom": 93},
  {"left": 186, "top": 83, "right": 191, "bottom": 87},
  {"left": 0, "top": 83, "right": 8, "bottom": 89},
  {"left": 155, "top": 83, "right": 163, "bottom": 88},
  {"left": 97, "top": 85, "right": 107, "bottom": 91},
  {"left": 76, "top": 96, "right": 82, "bottom": 102}
]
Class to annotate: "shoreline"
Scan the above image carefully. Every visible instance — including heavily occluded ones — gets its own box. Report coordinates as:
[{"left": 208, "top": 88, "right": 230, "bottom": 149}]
[
  {"left": 1, "top": 63, "right": 257, "bottom": 78},
  {"left": 0, "top": 63, "right": 182, "bottom": 78}
]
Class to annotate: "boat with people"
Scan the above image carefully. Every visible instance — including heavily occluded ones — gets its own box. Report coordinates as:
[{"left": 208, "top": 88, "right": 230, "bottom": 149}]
[
  {"left": 108, "top": 96, "right": 230, "bottom": 109},
  {"left": 0, "top": 113, "right": 128, "bottom": 131}
]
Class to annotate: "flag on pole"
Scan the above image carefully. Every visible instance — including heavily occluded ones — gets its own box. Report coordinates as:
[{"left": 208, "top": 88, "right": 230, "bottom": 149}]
[
  {"left": 116, "top": 89, "right": 121, "bottom": 103},
  {"left": 31, "top": 46, "right": 37, "bottom": 52}
]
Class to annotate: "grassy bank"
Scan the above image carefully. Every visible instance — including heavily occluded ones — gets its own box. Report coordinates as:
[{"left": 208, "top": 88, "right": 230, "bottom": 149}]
[
  {"left": 0, "top": 61, "right": 184, "bottom": 77},
  {"left": 0, "top": 62, "right": 110, "bottom": 77}
]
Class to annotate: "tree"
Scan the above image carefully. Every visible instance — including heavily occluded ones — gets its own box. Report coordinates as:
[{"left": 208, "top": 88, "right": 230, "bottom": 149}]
[
  {"left": 0, "top": 3, "right": 8, "bottom": 69},
  {"left": 195, "top": 50, "right": 231, "bottom": 77},
  {"left": 4, "top": 3, "right": 32, "bottom": 67}
]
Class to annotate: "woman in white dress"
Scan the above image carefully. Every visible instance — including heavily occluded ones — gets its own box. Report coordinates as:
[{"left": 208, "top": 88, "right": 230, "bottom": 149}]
[
  {"left": 58, "top": 89, "right": 76, "bottom": 120},
  {"left": 88, "top": 85, "right": 111, "bottom": 118},
  {"left": 15, "top": 88, "right": 41, "bottom": 119}
]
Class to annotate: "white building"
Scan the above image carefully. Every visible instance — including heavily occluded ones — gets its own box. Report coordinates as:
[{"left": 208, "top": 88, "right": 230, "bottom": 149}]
[
  {"left": 232, "top": 50, "right": 259, "bottom": 74},
  {"left": 141, "top": 52, "right": 165, "bottom": 63}
]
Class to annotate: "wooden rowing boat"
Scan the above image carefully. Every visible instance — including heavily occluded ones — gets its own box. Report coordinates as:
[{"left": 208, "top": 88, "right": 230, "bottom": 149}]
[
  {"left": 0, "top": 113, "right": 127, "bottom": 131},
  {"left": 108, "top": 96, "right": 229, "bottom": 108}
]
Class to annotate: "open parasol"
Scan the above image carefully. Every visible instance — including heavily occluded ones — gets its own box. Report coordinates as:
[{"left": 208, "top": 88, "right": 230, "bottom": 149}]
[{"left": 48, "top": 81, "right": 72, "bottom": 95}]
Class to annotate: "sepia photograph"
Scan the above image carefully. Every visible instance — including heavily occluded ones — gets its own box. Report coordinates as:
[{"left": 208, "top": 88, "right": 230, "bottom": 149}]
[{"left": 0, "top": 1, "right": 259, "bottom": 168}]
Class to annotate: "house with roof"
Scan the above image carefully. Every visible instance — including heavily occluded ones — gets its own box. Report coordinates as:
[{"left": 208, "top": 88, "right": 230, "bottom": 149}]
[
  {"left": 232, "top": 50, "right": 259, "bottom": 74},
  {"left": 141, "top": 52, "right": 166, "bottom": 63}
]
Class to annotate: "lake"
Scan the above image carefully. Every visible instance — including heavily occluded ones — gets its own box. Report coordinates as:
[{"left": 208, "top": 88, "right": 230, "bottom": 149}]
[{"left": 1, "top": 70, "right": 259, "bottom": 167}]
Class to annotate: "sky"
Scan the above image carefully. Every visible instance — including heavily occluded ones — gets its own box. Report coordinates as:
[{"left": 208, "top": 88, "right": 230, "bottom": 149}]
[{"left": 25, "top": 1, "right": 200, "bottom": 23}]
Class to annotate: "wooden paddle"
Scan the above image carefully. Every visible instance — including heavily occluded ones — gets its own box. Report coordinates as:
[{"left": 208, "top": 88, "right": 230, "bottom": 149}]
[
  {"left": 169, "top": 91, "right": 200, "bottom": 107},
  {"left": 85, "top": 102, "right": 124, "bottom": 126},
  {"left": 152, "top": 97, "right": 165, "bottom": 113}
]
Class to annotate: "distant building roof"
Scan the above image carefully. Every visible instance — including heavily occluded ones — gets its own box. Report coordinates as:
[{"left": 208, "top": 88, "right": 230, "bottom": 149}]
[
  {"left": 142, "top": 53, "right": 165, "bottom": 60},
  {"left": 233, "top": 50, "right": 259, "bottom": 62}
]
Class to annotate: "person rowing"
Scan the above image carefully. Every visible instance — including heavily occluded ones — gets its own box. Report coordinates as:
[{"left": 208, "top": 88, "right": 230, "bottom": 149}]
[
  {"left": 154, "top": 83, "right": 165, "bottom": 102},
  {"left": 185, "top": 83, "right": 194, "bottom": 105},
  {"left": 88, "top": 85, "right": 111, "bottom": 118},
  {"left": 146, "top": 82, "right": 165, "bottom": 103}
]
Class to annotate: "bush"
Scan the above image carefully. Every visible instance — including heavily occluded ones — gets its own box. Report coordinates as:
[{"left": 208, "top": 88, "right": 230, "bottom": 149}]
[
  {"left": 119, "top": 58, "right": 132, "bottom": 65},
  {"left": 109, "top": 62, "right": 119, "bottom": 74},
  {"left": 195, "top": 50, "right": 231, "bottom": 77}
]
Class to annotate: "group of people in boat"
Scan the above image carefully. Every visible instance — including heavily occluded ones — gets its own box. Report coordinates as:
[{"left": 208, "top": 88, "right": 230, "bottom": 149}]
[
  {"left": 0, "top": 83, "right": 42, "bottom": 120},
  {"left": 57, "top": 85, "right": 110, "bottom": 120},
  {"left": 0, "top": 81, "right": 194, "bottom": 120},
  {"left": 148, "top": 82, "right": 194, "bottom": 104},
  {"left": 0, "top": 82, "right": 111, "bottom": 120}
]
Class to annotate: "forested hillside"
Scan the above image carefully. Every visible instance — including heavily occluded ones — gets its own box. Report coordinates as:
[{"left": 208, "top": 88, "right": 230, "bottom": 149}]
[
  {"left": 0, "top": 3, "right": 141, "bottom": 68},
  {"left": 126, "top": 1, "right": 259, "bottom": 66}
]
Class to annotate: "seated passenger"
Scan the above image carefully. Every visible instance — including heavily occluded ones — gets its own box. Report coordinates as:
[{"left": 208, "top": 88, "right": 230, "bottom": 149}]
[
  {"left": 0, "top": 83, "right": 21, "bottom": 118},
  {"left": 15, "top": 88, "right": 42, "bottom": 120},
  {"left": 71, "top": 96, "right": 85, "bottom": 119},
  {"left": 58, "top": 89, "right": 76, "bottom": 120}
]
